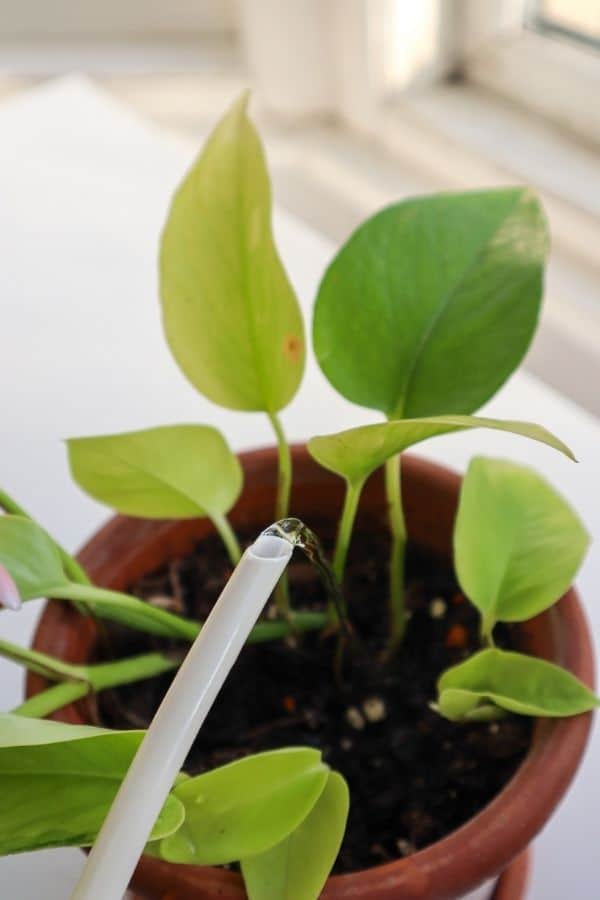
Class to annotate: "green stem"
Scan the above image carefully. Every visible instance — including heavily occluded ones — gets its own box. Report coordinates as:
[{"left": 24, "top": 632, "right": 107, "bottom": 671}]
[
  {"left": 268, "top": 412, "right": 293, "bottom": 520},
  {"left": 212, "top": 514, "right": 242, "bottom": 565},
  {"left": 54, "top": 583, "right": 200, "bottom": 641},
  {"left": 0, "top": 638, "right": 85, "bottom": 683},
  {"left": 332, "top": 480, "right": 364, "bottom": 586},
  {"left": 385, "top": 454, "right": 408, "bottom": 648},
  {"left": 268, "top": 411, "right": 293, "bottom": 616},
  {"left": 0, "top": 488, "right": 90, "bottom": 585},
  {"left": 480, "top": 615, "right": 496, "bottom": 647},
  {"left": 13, "top": 652, "right": 181, "bottom": 718},
  {"left": 47, "top": 582, "right": 328, "bottom": 645}
]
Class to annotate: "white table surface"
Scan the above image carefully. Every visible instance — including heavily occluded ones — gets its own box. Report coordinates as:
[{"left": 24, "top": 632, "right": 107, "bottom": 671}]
[{"left": 0, "top": 77, "right": 598, "bottom": 899}]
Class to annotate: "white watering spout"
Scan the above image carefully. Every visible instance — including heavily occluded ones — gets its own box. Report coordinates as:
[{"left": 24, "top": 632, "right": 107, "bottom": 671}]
[{"left": 70, "top": 530, "right": 294, "bottom": 900}]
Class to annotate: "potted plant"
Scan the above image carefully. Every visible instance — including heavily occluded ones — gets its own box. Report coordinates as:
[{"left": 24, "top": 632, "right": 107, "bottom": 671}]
[{"left": 0, "top": 94, "right": 596, "bottom": 900}]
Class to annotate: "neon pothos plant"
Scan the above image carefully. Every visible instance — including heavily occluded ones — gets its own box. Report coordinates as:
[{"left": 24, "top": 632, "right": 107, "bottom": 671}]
[{"left": 0, "top": 93, "right": 597, "bottom": 900}]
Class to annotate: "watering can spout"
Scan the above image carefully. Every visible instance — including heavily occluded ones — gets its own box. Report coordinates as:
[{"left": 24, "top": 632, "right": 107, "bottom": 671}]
[{"left": 71, "top": 527, "right": 293, "bottom": 900}]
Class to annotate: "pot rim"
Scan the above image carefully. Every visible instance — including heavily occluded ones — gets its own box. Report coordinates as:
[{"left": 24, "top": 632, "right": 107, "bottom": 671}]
[{"left": 26, "top": 447, "right": 595, "bottom": 899}]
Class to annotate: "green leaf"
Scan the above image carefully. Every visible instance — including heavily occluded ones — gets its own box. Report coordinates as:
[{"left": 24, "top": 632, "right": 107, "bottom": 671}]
[
  {"left": 0, "top": 715, "right": 184, "bottom": 855},
  {"left": 160, "top": 92, "right": 305, "bottom": 413},
  {"left": 67, "top": 425, "right": 242, "bottom": 520},
  {"left": 313, "top": 188, "right": 547, "bottom": 418},
  {"left": 437, "top": 649, "right": 599, "bottom": 720},
  {"left": 241, "top": 771, "right": 349, "bottom": 900},
  {"left": 0, "top": 516, "right": 68, "bottom": 599},
  {"left": 308, "top": 415, "right": 574, "bottom": 487},
  {"left": 454, "top": 457, "right": 589, "bottom": 633},
  {"left": 0, "top": 517, "right": 199, "bottom": 638},
  {"left": 155, "top": 748, "right": 329, "bottom": 865}
]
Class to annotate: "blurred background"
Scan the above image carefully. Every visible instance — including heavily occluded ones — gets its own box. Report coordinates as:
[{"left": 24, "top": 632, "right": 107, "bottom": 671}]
[
  {"left": 0, "top": 5, "right": 599, "bottom": 898},
  {"left": 0, "top": 0, "right": 598, "bottom": 412}
]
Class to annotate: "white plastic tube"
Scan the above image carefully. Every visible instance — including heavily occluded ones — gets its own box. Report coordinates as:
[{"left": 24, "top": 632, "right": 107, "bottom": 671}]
[{"left": 71, "top": 533, "right": 293, "bottom": 900}]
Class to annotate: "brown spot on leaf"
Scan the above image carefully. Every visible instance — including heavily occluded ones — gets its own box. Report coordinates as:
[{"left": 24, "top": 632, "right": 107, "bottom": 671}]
[{"left": 283, "top": 334, "right": 302, "bottom": 362}]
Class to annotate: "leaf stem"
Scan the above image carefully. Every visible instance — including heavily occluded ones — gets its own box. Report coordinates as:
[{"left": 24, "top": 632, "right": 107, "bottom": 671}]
[
  {"left": 0, "top": 638, "right": 86, "bottom": 683},
  {"left": 267, "top": 411, "right": 293, "bottom": 615},
  {"left": 332, "top": 480, "right": 364, "bottom": 586},
  {"left": 212, "top": 514, "right": 242, "bottom": 565},
  {"left": 385, "top": 454, "right": 407, "bottom": 648},
  {"left": 0, "top": 488, "right": 90, "bottom": 585},
  {"left": 13, "top": 652, "right": 182, "bottom": 718},
  {"left": 45, "top": 582, "right": 328, "bottom": 644}
]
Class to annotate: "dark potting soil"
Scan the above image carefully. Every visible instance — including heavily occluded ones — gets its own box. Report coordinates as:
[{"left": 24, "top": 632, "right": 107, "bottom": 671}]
[{"left": 97, "top": 527, "right": 532, "bottom": 873}]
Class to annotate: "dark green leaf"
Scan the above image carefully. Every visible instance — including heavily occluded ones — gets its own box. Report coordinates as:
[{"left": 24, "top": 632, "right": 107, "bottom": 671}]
[{"left": 313, "top": 188, "right": 547, "bottom": 417}]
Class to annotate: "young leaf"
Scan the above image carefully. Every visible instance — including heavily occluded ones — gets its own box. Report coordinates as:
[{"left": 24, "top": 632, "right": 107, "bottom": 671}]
[
  {"left": 313, "top": 188, "right": 547, "bottom": 418},
  {"left": 454, "top": 457, "right": 589, "bottom": 635},
  {"left": 0, "top": 715, "right": 184, "bottom": 855},
  {"left": 0, "top": 516, "right": 68, "bottom": 599},
  {"left": 160, "top": 92, "right": 305, "bottom": 413},
  {"left": 155, "top": 748, "right": 329, "bottom": 865},
  {"left": 67, "top": 425, "right": 242, "bottom": 521},
  {"left": 436, "top": 649, "right": 599, "bottom": 721},
  {"left": 308, "top": 415, "right": 574, "bottom": 487},
  {"left": 241, "top": 770, "right": 349, "bottom": 900}
]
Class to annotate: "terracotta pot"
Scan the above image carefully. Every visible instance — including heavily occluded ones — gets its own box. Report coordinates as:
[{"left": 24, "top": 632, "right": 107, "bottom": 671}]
[{"left": 27, "top": 448, "right": 594, "bottom": 900}]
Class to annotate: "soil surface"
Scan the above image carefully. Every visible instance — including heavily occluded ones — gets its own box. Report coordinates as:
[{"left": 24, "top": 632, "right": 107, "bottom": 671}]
[{"left": 97, "top": 527, "right": 532, "bottom": 873}]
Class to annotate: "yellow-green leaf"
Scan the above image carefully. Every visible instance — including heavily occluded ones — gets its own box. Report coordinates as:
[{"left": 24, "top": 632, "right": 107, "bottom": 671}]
[
  {"left": 156, "top": 748, "right": 329, "bottom": 865},
  {"left": 454, "top": 457, "right": 589, "bottom": 633},
  {"left": 160, "top": 92, "right": 305, "bottom": 413},
  {"left": 241, "top": 771, "right": 349, "bottom": 900},
  {"left": 308, "top": 415, "right": 573, "bottom": 487},
  {"left": 67, "top": 424, "right": 242, "bottom": 520},
  {"left": 437, "top": 649, "right": 599, "bottom": 720}
]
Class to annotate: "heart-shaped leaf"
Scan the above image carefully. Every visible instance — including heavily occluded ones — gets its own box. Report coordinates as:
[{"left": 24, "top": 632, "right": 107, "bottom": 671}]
[
  {"left": 454, "top": 457, "right": 589, "bottom": 635},
  {"left": 0, "top": 715, "right": 184, "bottom": 855},
  {"left": 67, "top": 425, "right": 242, "bottom": 521},
  {"left": 313, "top": 188, "right": 547, "bottom": 418},
  {"left": 0, "top": 516, "right": 68, "bottom": 599},
  {"left": 160, "top": 92, "right": 305, "bottom": 413},
  {"left": 241, "top": 770, "right": 349, "bottom": 900},
  {"left": 308, "top": 415, "right": 573, "bottom": 487},
  {"left": 155, "top": 748, "right": 329, "bottom": 865},
  {"left": 436, "top": 649, "right": 599, "bottom": 720}
]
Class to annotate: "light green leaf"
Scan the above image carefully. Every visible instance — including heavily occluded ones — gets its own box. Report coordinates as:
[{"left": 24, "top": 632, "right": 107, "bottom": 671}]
[
  {"left": 437, "top": 649, "right": 599, "bottom": 720},
  {"left": 308, "top": 415, "right": 573, "bottom": 487},
  {"left": 454, "top": 457, "right": 589, "bottom": 633},
  {"left": 242, "top": 771, "right": 349, "bottom": 900},
  {"left": 0, "top": 715, "right": 184, "bottom": 855},
  {"left": 155, "top": 748, "right": 329, "bottom": 865},
  {"left": 0, "top": 517, "right": 199, "bottom": 638},
  {"left": 313, "top": 188, "right": 547, "bottom": 418},
  {"left": 160, "top": 92, "right": 305, "bottom": 413},
  {"left": 67, "top": 425, "right": 242, "bottom": 520},
  {"left": 0, "top": 516, "right": 68, "bottom": 599}
]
